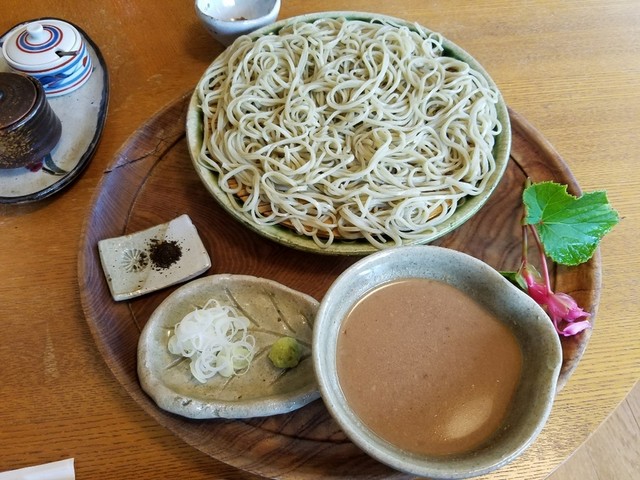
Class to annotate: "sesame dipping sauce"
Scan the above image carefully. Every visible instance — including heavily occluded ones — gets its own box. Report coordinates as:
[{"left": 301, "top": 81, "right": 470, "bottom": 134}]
[{"left": 336, "top": 278, "right": 523, "bottom": 456}]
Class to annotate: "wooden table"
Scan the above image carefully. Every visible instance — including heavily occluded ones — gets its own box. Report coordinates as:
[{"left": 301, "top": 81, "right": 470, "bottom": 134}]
[{"left": 1, "top": 1, "right": 638, "bottom": 478}]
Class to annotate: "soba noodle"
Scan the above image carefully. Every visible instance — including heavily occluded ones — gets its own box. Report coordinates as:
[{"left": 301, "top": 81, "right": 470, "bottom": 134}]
[{"left": 197, "top": 17, "right": 502, "bottom": 248}]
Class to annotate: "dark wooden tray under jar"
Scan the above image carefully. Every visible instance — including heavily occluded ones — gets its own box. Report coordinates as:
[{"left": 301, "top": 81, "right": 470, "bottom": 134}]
[{"left": 79, "top": 94, "right": 600, "bottom": 479}]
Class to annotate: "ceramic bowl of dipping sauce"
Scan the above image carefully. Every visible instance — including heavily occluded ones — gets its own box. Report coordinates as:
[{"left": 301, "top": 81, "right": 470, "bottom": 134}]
[
  {"left": 313, "top": 245, "right": 562, "bottom": 479},
  {"left": 195, "top": 0, "right": 280, "bottom": 46}
]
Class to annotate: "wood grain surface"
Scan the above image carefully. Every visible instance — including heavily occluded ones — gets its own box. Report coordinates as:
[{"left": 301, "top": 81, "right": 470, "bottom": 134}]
[
  {"left": 1, "top": 1, "right": 639, "bottom": 479},
  {"left": 77, "top": 93, "right": 598, "bottom": 479}
]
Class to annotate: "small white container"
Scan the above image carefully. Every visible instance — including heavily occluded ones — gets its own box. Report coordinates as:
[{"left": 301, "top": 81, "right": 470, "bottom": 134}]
[
  {"left": 1, "top": 19, "right": 93, "bottom": 97},
  {"left": 195, "top": 0, "right": 280, "bottom": 46}
]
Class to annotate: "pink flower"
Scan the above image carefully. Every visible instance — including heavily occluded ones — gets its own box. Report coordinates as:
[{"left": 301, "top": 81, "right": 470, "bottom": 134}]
[
  {"left": 519, "top": 264, "right": 591, "bottom": 337},
  {"left": 519, "top": 266, "right": 548, "bottom": 304},
  {"left": 546, "top": 292, "right": 591, "bottom": 336}
]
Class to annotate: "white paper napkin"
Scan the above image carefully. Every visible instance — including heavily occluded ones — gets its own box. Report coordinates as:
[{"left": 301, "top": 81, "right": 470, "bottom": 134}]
[{"left": 0, "top": 459, "right": 75, "bottom": 480}]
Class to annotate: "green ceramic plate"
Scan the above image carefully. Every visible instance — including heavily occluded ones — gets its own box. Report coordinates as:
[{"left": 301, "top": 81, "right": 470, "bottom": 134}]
[{"left": 186, "top": 11, "right": 511, "bottom": 256}]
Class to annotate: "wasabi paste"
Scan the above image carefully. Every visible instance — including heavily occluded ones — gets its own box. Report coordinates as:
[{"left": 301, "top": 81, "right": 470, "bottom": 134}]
[{"left": 268, "top": 337, "right": 301, "bottom": 369}]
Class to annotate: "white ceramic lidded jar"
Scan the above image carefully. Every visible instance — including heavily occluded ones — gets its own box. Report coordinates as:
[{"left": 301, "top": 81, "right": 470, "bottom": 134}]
[{"left": 2, "top": 19, "right": 93, "bottom": 97}]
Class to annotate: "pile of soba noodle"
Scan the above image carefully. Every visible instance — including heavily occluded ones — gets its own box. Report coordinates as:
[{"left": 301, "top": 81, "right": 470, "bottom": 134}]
[{"left": 197, "top": 17, "right": 502, "bottom": 248}]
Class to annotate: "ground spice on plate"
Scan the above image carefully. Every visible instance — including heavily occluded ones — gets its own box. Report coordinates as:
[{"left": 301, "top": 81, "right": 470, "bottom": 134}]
[{"left": 148, "top": 238, "right": 182, "bottom": 270}]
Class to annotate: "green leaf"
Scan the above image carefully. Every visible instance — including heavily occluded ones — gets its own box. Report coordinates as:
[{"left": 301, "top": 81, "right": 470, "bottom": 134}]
[
  {"left": 523, "top": 181, "right": 619, "bottom": 266},
  {"left": 500, "top": 271, "right": 527, "bottom": 291}
]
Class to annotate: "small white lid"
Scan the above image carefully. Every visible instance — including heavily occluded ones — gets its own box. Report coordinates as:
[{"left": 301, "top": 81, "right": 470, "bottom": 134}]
[{"left": 2, "top": 19, "right": 81, "bottom": 69}]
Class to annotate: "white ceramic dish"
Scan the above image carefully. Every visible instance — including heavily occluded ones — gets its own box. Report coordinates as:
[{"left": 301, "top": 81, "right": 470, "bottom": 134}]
[
  {"left": 0, "top": 18, "right": 109, "bottom": 204},
  {"left": 186, "top": 11, "right": 511, "bottom": 256},
  {"left": 195, "top": 0, "right": 280, "bottom": 46},
  {"left": 98, "top": 214, "right": 211, "bottom": 301},
  {"left": 137, "top": 274, "right": 320, "bottom": 419},
  {"left": 313, "top": 245, "right": 562, "bottom": 479},
  {"left": 2, "top": 19, "right": 93, "bottom": 97}
]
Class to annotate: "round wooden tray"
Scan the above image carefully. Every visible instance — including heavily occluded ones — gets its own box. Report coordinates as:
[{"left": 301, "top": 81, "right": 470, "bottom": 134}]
[{"left": 79, "top": 94, "right": 601, "bottom": 479}]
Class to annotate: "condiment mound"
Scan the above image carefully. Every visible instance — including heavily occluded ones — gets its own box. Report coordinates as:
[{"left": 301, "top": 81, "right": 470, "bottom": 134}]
[
  {"left": 97, "top": 214, "right": 211, "bottom": 301},
  {"left": 137, "top": 274, "right": 320, "bottom": 419}
]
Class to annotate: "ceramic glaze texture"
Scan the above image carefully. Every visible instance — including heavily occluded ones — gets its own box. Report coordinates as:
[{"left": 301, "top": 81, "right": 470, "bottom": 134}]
[
  {"left": 195, "top": 0, "right": 280, "bottom": 45},
  {"left": 0, "top": 18, "right": 109, "bottom": 203},
  {"left": 98, "top": 215, "right": 211, "bottom": 301},
  {"left": 137, "top": 274, "right": 320, "bottom": 419},
  {"left": 0, "top": 72, "right": 62, "bottom": 168},
  {"left": 2, "top": 20, "right": 93, "bottom": 97},
  {"left": 313, "top": 245, "right": 563, "bottom": 479}
]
